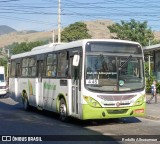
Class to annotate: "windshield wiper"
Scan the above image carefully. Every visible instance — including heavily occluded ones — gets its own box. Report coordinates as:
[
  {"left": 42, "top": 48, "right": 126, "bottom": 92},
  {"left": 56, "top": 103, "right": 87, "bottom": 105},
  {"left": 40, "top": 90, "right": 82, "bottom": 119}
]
[{"left": 118, "top": 55, "right": 132, "bottom": 70}]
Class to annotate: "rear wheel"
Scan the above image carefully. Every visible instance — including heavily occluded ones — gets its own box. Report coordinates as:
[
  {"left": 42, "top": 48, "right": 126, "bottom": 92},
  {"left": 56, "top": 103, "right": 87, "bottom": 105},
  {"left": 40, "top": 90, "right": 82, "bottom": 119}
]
[{"left": 59, "top": 98, "right": 68, "bottom": 121}]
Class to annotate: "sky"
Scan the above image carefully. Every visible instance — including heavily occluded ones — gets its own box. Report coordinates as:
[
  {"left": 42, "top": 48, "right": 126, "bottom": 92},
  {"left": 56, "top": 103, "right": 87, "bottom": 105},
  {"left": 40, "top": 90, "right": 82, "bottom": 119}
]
[{"left": 0, "top": 0, "right": 160, "bottom": 32}]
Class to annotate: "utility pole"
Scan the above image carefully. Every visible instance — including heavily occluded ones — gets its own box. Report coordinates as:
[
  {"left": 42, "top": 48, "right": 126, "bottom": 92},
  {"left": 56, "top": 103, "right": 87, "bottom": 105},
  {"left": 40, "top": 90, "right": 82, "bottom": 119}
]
[
  {"left": 52, "top": 29, "right": 55, "bottom": 43},
  {"left": 58, "top": 0, "right": 61, "bottom": 43},
  {"left": 148, "top": 55, "right": 150, "bottom": 76},
  {"left": 149, "top": 39, "right": 151, "bottom": 46},
  {"left": 148, "top": 39, "right": 151, "bottom": 76},
  {"left": 2, "top": 48, "right": 10, "bottom": 79}
]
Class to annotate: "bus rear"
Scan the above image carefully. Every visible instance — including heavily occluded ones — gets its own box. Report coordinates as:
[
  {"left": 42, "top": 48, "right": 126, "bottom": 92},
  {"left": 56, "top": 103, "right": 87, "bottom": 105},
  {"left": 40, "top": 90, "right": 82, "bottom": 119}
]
[{"left": 81, "top": 40, "right": 145, "bottom": 119}]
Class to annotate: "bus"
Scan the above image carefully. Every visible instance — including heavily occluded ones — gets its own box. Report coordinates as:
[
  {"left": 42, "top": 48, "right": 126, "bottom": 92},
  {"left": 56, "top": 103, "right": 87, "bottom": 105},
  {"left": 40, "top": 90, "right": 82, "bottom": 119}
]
[
  {"left": 9, "top": 39, "right": 145, "bottom": 121},
  {"left": 0, "top": 66, "right": 8, "bottom": 96}
]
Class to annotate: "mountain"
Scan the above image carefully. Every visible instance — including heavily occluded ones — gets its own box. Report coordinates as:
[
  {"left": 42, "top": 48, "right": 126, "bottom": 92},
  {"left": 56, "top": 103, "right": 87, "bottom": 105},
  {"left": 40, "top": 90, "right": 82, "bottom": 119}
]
[
  {"left": 0, "top": 25, "right": 17, "bottom": 35},
  {"left": 84, "top": 20, "right": 114, "bottom": 39},
  {"left": 154, "top": 31, "right": 160, "bottom": 40},
  {"left": 0, "top": 20, "right": 160, "bottom": 48},
  {"left": 0, "top": 20, "right": 114, "bottom": 48}
]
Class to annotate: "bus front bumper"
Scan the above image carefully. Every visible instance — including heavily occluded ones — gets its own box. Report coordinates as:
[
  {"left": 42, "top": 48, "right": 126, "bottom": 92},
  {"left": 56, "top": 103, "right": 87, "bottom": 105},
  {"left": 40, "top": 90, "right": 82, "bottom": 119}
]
[{"left": 82, "top": 103, "right": 146, "bottom": 120}]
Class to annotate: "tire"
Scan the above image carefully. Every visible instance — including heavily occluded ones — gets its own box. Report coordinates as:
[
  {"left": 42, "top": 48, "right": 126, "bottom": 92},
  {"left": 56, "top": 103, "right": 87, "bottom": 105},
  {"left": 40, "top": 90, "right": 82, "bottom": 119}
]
[
  {"left": 22, "top": 93, "right": 30, "bottom": 111},
  {"left": 59, "top": 98, "right": 68, "bottom": 121}
]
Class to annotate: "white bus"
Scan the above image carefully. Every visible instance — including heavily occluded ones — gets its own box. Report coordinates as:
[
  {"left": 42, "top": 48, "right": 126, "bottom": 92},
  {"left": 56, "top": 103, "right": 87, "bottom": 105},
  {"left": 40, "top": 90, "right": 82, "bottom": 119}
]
[
  {"left": 0, "top": 66, "right": 8, "bottom": 96},
  {"left": 9, "top": 39, "right": 145, "bottom": 121}
]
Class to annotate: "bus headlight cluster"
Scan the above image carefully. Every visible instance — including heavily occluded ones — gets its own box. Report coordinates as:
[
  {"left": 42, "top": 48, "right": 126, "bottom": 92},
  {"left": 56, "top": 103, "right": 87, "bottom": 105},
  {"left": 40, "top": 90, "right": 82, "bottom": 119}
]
[
  {"left": 134, "top": 95, "right": 145, "bottom": 106},
  {"left": 83, "top": 96, "right": 101, "bottom": 108}
]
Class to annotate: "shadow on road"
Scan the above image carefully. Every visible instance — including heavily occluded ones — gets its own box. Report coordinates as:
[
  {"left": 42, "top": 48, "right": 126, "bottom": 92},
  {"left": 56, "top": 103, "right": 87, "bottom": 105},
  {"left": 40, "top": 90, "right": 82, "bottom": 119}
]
[
  {"left": 0, "top": 97, "right": 143, "bottom": 144},
  {"left": 0, "top": 96, "right": 142, "bottom": 126},
  {"left": 15, "top": 104, "right": 142, "bottom": 127},
  {"left": 0, "top": 94, "right": 9, "bottom": 99},
  {"left": 0, "top": 98, "right": 123, "bottom": 144}
]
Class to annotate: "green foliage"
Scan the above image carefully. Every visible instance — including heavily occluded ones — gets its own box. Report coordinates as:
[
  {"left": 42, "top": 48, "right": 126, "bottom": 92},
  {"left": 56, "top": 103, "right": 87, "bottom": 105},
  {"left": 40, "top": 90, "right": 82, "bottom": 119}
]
[
  {"left": 144, "top": 62, "right": 154, "bottom": 77},
  {"left": 151, "top": 39, "right": 160, "bottom": 45},
  {"left": 0, "top": 57, "right": 7, "bottom": 66},
  {"left": 145, "top": 73, "right": 156, "bottom": 93},
  {"left": 61, "top": 22, "right": 91, "bottom": 42},
  {"left": 144, "top": 62, "right": 158, "bottom": 93},
  {"left": 4, "top": 42, "right": 17, "bottom": 55},
  {"left": 108, "top": 19, "right": 154, "bottom": 46},
  {"left": 146, "top": 75, "right": 160, "bottom": 93},
  {"left": 11, "top": 41, "right": 47, "bottom": 55},
  {"left": 145, "top": 62, "right": 160, "bottom": 92},
  {"left": 0, "top": 57, "right": 7, "bottom": 76}
]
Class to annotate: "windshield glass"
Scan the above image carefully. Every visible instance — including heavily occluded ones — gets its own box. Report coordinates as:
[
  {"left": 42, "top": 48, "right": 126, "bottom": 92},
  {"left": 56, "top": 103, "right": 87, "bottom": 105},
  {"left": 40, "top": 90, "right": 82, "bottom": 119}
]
[
  {"left": 118, "top": 57, "right": 144, "bottom": 91},
  {"left": 85, "top": 41, "right": 144, "bottom": 93},
  {"left": 85, "top": 55, "right": 144, "bottom": 92},
  {"left": 0, "top": 74, "right": 4, "bottom": 82}
]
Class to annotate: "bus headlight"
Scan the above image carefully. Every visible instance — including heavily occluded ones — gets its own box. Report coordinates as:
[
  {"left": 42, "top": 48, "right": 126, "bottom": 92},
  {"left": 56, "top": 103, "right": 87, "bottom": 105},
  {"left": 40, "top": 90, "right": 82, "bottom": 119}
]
[
  {"left": 83, "top": 96, "right": 101, "bottom": 108},
  {"left": 134, "top": 95, "right": 145, "bottom": 106}
]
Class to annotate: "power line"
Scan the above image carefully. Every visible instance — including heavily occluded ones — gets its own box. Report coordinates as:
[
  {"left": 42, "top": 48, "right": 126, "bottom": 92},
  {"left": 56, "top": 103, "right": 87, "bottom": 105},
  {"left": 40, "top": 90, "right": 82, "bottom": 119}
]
[
  {"left": 0, "top": 0, "right": 159, "bottom": 30},
  {"left": 0, "top": 0, "right": 20, "bottom": 2},
  {"left": 0, "top": 15, "right": 56, "bottom": 26}
]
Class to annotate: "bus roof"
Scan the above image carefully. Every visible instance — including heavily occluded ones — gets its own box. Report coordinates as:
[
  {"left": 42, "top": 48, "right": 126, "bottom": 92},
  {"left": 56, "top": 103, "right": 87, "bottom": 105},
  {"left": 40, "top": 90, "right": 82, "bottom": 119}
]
[{"left": 11, "top": 39, "right": 140, "bottom": 60}]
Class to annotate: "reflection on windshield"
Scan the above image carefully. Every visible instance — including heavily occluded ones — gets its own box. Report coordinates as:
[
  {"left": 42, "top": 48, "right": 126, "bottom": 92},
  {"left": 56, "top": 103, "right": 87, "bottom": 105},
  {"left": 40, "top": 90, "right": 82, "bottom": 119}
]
[{"left": 85, "top": 55, "right": 144, "bottom": 92}]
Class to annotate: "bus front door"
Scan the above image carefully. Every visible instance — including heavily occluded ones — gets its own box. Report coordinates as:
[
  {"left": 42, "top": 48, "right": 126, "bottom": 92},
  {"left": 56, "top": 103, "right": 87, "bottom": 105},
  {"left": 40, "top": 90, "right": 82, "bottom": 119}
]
[
  {"left": 71, "top": 54, "right": 81, "bottom": 116},
  {"left": 36, "top": 61, "right": 44, "bottom": 109}
]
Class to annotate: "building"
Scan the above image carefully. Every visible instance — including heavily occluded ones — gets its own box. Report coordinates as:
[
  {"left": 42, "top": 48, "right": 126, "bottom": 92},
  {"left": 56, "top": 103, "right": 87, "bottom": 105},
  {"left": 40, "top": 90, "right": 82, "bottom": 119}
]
[{"left": 143, "top": 43, "right": 160, "bottom": 80}]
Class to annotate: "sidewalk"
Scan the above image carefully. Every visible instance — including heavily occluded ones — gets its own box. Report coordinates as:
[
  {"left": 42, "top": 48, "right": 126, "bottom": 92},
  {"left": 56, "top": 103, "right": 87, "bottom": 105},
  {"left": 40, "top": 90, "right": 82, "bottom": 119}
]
[{"left": 145, "top": 94, "right": 160, "bottom": 120}]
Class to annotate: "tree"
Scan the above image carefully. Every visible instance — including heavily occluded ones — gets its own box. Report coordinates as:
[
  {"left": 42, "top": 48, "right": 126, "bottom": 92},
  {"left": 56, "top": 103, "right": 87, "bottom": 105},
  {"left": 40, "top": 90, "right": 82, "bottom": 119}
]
[
  {"left": 0, "top": 55, "right": 7, "bottom": 76},
  {"left": 108, "top": 19, "right": 154, "bottom": 46},
  {"left": 12, "top": 41, "right": 46, "bottom": 54},
  {"left": 61, "top": 22, "right": 91, "bottom": 42}
]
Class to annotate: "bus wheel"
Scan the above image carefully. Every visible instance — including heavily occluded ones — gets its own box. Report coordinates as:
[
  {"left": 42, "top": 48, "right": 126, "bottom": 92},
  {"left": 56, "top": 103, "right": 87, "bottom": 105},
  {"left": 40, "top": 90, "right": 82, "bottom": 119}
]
[
  {"left": 59, "top": 99, "right": 68, "bottom": 121},
  {"left": 22, "top": 93, "right": 30, "bottom": 111}
]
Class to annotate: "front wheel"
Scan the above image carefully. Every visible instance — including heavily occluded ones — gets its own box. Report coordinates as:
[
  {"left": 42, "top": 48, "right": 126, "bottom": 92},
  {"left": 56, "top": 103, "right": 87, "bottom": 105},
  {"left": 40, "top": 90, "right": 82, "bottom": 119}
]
[{"left": 59, "top": 99, "right": 68, "bottom": 121}]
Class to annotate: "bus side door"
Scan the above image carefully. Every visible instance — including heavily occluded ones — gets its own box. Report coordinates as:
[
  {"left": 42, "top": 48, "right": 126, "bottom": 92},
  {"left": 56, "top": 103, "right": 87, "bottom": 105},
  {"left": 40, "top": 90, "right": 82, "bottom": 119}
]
[{"left": 70, "top": 50, "right": 82, "bottom": 116}]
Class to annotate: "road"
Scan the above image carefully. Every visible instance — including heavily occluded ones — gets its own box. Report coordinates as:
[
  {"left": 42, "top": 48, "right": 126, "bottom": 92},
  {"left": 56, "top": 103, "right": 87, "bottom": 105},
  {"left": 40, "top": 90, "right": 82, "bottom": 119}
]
[{"left": 0, "top": 96, "right": 160, "bottom": 144}]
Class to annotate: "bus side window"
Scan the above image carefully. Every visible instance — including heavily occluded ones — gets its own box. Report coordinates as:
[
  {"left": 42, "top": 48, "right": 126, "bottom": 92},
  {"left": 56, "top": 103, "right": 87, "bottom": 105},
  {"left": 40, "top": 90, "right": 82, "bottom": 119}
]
[
  {"left": 16, "top": 63, "right": 21, "bottom": 77},
  {"left": 46, "top": 53, "right": 57, "bottom": 77},
  {"left": 38, "top": 61, "right": 44, "bottom": 77},
  {"left": 57, "top": 51, "right": 68, "bottom": 77},
  {"left": 10, "top": 60, "right": 16, "bottom": 77},
  {"left": 22, "top": 58, "right": 28, "bottom": 77},
  {"left": 28, "top": 57, "right": 36, "bottom": 77}
]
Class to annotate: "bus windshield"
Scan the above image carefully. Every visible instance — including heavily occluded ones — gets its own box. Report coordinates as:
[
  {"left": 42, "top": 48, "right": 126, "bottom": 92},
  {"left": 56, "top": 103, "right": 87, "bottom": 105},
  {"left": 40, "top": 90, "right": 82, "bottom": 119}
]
[{"left": 85, "top": 42, "right": 144, "bottom": 92}]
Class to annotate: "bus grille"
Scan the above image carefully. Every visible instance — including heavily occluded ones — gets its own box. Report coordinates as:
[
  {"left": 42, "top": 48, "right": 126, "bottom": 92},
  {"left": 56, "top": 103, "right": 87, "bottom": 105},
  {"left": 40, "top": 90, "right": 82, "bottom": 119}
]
[
  {"left": 104, "top": 103, "right": 130, "bottom": 106},
  {"left": 97, "top": 95, "right": 135, "bottom": 101},
  {"left": 107, "top": 109, "right": 128, "bottom": 114}
]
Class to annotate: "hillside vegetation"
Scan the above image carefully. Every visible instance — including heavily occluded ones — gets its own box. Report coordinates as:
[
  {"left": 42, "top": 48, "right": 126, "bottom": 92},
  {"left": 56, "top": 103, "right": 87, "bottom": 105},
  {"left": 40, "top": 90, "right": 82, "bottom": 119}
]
[{"left": 0, "top": 20, "right": 160, "bottom": 48}]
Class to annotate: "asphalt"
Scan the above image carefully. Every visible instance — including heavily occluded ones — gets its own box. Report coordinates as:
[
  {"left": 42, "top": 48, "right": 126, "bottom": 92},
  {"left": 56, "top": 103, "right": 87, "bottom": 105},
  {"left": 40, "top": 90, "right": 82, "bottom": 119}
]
[
  {"left": 0, "top": 94, "right": 160, "bottom": 121},
  {"left": 145, "top": 94, "right": 160, "bottom": 120}
]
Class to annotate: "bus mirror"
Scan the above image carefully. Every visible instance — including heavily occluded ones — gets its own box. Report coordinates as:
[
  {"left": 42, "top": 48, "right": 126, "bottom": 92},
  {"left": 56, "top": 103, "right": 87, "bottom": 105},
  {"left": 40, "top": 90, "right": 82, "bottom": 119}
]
[{"left": 73, "top": 55, "right": 80, "bottom": 66}]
